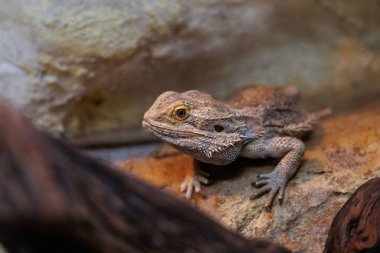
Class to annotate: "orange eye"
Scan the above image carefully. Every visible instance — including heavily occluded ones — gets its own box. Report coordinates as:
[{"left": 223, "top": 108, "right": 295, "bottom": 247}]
[{"left": 173, "top": 105, "right": 190, "bottom": 120}]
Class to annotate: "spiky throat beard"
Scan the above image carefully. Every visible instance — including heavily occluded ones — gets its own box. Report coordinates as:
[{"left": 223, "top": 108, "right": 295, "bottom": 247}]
[{"left": 143, "top": 120, "right": 245, "bottom": 160}]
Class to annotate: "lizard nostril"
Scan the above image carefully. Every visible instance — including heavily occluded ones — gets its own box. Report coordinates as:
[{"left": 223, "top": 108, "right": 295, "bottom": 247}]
[{"left": 214, "top": 125, "right": 224, "bottom": 132}]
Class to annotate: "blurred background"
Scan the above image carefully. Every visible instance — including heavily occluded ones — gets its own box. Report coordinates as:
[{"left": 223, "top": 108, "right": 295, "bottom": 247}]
[
  {"left": 1, "top": 2, "right": 380, "bottom": 253},
  {"left": 0, "top": 0, "right": 379, "bottom": 142}
]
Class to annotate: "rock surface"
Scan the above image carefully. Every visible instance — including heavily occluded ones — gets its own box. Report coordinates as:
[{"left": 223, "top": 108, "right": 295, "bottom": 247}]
[
  {"left": 0, "top": 0, "right": 380, "bottom": 138},
  {"left": 118, "top": 99, "right": 380, "bottom": 253}
]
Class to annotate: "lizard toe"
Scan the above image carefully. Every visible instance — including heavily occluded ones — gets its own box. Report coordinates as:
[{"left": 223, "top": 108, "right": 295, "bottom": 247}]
[
  {"left": 251, "top": 178, "right": 270, "bottom": 188},
  {"left": 180, "top": 176, "right": 204, "bottom": 199},
  {"left": 250, "top": 186, "right": 271, "bottom": 200},
  {"left": 257, "top": 172, "right": 272, "bottom": 179},
  {"left": 196, "top": 175, "right": 212, "bottom": 185},
  {"left": 194, "top": 181, "right": 201, "bottom": 193},
  {"left": 264, "top": 186, "right": 280, "bottom": 210},
  {"left": 180, "top": 180, "right": 188, "bottom": 193},
  {"left": 278, "top": 186, "right": 286, "bottom": 205},
  {"left": 185, "top": 183, "right": 193, "bottom": 199}
]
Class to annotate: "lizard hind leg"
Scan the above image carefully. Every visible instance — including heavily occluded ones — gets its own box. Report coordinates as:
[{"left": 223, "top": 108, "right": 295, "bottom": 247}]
[{"left": 241, "top": 137, "right": 305, "bottom": 210}]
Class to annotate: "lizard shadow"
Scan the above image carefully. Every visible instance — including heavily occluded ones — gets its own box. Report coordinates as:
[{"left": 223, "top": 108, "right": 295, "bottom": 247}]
[{"left": 199, "top": 157, "right": 278, "bottom": 182}]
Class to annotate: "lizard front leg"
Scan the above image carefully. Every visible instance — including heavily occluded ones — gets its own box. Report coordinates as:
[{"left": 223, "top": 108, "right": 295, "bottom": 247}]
[
  {"left": 240, "top": 137, "right": 305, "bottom": 210},
  {"left": 180, "top": 160, "right": 211, "bottom": 199}
]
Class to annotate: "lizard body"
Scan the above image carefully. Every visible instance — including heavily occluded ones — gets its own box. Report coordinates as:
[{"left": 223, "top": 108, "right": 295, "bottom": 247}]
[{"left": 142, "top": 85, "right": 329, "bottom": 209}]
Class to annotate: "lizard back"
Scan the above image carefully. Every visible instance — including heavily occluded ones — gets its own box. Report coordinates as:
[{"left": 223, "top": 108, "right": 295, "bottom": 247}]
[{"left": 226, "top": 85, "right": 315, "bottom": 138}]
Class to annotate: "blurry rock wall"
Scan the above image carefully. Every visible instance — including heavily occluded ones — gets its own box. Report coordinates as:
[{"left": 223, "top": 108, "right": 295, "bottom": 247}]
[{"left": 0, "top": 0, "right": 379, "bottom": 138}]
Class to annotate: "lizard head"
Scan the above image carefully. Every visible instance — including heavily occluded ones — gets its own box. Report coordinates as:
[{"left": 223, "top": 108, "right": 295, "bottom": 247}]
[{"left": 142, "top": 90, "right": 247, "bottom": 164}]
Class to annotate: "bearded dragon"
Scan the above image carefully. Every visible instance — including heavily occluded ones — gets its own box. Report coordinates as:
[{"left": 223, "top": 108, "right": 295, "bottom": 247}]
[{"left": 142, "top": 85, "right": 330, "bottom": 209}]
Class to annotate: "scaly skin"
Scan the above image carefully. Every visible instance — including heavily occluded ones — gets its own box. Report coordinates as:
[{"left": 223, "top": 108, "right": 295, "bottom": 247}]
[{"left": 142, "top": 85, "right": 329, "bottom": 210}]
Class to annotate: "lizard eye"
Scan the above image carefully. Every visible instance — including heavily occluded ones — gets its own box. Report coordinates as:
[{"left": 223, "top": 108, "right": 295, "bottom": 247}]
[{"left": 173, "top": 105, "right": 190, "bottom": 120}]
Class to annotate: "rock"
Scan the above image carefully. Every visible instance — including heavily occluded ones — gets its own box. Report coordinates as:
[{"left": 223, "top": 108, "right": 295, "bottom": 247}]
[
  {"left": 0, "top": 0, "right": 380, "bottom": 138},
  {"left": 118, "top": 98, "right": 380, "bottom": 253}
]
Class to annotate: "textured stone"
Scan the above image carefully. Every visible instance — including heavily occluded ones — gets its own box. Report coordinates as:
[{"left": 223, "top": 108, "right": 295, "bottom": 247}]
[
  {"left": 118, "top": 99, "right": 380, "bottom": 253},
  {"left": 0, "top": 0, "right": 380, "bottom": 138}
]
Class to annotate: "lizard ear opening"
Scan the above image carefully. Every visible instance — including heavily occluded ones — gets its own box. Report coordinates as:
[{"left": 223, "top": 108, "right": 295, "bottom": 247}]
[{"left": 214, "top": 125, "right": 224, "bottom": 132}]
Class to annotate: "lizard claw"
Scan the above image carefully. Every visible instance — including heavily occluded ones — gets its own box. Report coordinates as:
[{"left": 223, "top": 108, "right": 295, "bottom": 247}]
[
  {"left": 250, "top": 172, "right": 287, "bottom": 210},
  {"left": 256, "top": 172, "right": 272, "bottom": 179},
  {"left": 278, "top": 185, "right": 286, "bottom": 205},
  {"left": 180, "top": 175, "right": 210, "bottom": 199}
]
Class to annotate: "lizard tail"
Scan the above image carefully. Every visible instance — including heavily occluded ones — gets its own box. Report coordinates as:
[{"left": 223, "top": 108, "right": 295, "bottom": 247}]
[
  {"left": 281, "top": 108, "right": 332, "bottom": 138},
  {"left": 314, "top": 108, "right": 332, "bottom": 119},
  {"left": 307, "top": 108, "right": 332, "bottom": 126}
]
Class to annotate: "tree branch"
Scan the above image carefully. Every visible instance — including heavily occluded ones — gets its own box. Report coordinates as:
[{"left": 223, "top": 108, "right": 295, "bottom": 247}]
[
  {"left": 324, "top": 178, "right": 380, "bottom": 253},
  {"left": 0, "top": 101, "right": 289, "bottom": 253}
]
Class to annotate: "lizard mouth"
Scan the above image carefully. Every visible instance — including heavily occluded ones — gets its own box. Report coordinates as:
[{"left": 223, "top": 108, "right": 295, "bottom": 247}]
[
  {"left": 141, "top": 119, "right": 151, "bottom": 131},
  {"left": 142, "top": 119, "right": 206, "bottom": 138}
]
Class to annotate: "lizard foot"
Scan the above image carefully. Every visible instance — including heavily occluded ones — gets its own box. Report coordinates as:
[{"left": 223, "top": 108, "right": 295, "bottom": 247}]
[
  {"left": 250, "top": 172, "right": 287, "bottom": 211},
  {"left": 180, "top": 175, "right": 210, "bottom": 199}
]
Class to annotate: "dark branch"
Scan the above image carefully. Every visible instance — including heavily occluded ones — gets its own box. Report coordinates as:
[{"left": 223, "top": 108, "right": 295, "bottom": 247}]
[{"left": 0, "top": 101, "right": 289, "bottom": 253}]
